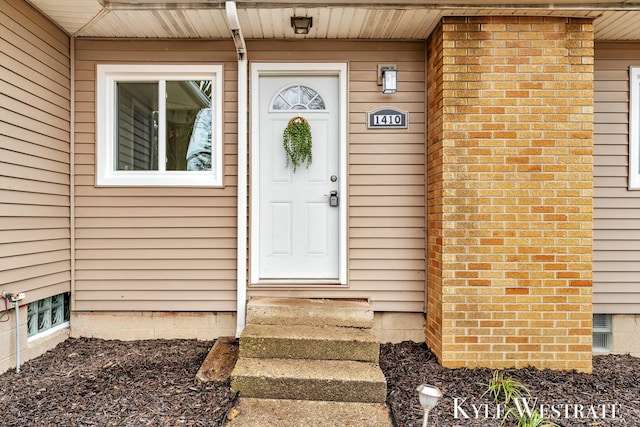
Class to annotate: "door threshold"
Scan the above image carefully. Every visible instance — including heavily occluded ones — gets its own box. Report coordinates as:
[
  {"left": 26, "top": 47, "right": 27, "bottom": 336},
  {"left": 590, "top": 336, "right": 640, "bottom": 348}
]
[{"left": 250, "top": 281, "right": 345, "bottom": 288}]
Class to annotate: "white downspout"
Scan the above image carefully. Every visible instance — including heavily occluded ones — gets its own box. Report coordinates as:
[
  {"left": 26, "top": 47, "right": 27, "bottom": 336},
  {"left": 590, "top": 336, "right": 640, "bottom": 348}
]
[{"left": 226, "top": 1, "right": 248, "bottom": 337}]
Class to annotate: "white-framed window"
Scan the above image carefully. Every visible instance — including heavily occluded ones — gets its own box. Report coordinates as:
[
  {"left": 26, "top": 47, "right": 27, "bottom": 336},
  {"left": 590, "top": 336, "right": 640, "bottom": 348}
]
[
  {"left": 630, "top": 67, "right": 640, "bottom": 189},
  {"left": 96, "top": 64, "right": 223, "bottom": 186},
  {"left": 27, "top": 292, "right": 70, "bottom": 340}
]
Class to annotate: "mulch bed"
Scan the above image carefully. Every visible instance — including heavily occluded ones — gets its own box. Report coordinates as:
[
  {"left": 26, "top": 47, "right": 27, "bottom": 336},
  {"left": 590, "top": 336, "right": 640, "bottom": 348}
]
[
  {"left": 1, "top": 338, "right": 638, "bottom": 426},
  {"left": 0, "top": 339, "right": 236, "bottom": 427},
  {"left": 382, "top": 341, "right": 640, "bottom": 426}
]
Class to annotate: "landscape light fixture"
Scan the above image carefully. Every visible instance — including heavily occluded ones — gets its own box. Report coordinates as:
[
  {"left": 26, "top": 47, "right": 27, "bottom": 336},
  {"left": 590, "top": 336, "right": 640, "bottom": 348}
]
[
  {"left": 381, "top": 66, "right": 397, "bottom": 94},
  {"left": 416, "top": 384, "right": 442, "bottom": 427},
  {"left": 291, "top": 16, "right": 313, "bottom": 35}
]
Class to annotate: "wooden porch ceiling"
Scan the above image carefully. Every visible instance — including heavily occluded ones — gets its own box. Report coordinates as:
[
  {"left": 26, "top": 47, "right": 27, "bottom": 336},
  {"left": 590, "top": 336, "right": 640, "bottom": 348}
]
[{"left": 25, "top": 0, "right": 640, "bottom": 40}]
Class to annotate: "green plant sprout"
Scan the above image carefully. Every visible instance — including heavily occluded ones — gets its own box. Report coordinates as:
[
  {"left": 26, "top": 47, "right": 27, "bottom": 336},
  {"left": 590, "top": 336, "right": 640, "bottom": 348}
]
[
  {"left": 502, "top": 408, "right": 557, "bottom": 427},
  {"left": 481, "top": 370, "right": 530, "bottom": 405},
  {"left": 482, "top": 371, "right": 556, "bottom": 427}
]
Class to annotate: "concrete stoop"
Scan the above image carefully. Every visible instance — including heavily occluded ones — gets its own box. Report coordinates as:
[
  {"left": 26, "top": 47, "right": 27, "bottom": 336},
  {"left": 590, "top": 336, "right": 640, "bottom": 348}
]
[
  {"left": 228, "top": 297, "right": 391, "bottom": 426},
  {"left": 226, "top": 398, "right": 393, "bottom": 427},
  {"left": 232, "top": 357, "right": 387, "bottom": 402},
  {"left": 239, "top": 324, "right": 380, "bottom": 362},
  {"left": 244, "top": 297, "right": 375, "bottom": 329}
]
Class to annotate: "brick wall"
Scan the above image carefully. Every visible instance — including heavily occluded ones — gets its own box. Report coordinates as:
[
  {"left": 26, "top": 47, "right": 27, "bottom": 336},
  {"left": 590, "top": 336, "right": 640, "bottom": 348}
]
[
  {"left": 426, "top": 21, "right": 445, "bottom": 362},
  {"left": 426, "top": 16, "right": 594, "bottom": 372}
]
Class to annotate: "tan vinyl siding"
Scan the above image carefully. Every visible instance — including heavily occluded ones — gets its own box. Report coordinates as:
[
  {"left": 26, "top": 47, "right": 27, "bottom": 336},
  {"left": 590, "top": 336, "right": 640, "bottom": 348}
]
[
  {"left": 594, "top": 41, "right": 640, "bottom": 314},
  {"left": 74, "top": 39, "right": 425, "bottom": 313},
  {"left": 247, "top": 40, "right": 426, "bottom": 312},
  {"left": 73, "top": 39, "right": 237, "bottom": 311},
  {"left": 0, "top": 0, "right": 71, "bottom": 304}
]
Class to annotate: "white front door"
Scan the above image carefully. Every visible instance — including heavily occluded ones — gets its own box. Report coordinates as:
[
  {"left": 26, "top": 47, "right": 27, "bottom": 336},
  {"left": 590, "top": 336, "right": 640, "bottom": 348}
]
[{"left": 251, "top": 64, "right": 346, "bottom": 284}]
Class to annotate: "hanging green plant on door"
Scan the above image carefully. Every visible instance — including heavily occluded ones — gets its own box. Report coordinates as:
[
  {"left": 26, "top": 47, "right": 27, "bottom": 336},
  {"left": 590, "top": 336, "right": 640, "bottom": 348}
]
[{"left": 283, "top": 116, "right": 312, "bottom": 172}]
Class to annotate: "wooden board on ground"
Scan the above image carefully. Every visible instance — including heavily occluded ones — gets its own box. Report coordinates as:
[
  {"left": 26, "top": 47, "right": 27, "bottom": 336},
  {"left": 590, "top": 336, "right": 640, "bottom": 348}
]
[{"left": 195, "top": 336, "right": 239, "bottom": 383}]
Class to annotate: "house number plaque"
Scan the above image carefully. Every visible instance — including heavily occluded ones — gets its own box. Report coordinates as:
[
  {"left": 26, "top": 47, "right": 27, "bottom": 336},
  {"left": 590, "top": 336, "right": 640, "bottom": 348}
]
[{"left": 367, "top": 107, "right": 408, "bottom": 129}]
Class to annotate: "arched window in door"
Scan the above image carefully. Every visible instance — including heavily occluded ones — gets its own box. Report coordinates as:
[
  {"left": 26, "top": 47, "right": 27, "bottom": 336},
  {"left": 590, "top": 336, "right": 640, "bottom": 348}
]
[{"left": 272, "top": 85, "right": 326, "bottom": 111}]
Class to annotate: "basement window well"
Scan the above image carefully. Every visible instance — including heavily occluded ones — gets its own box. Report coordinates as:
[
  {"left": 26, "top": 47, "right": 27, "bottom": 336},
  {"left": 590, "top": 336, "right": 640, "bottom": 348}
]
[
  {"left": 27, "top": 292, "right": 70, "bottom": 340},
  {"left": 592, "top": 314, "right": 612, "bottom": 352}
]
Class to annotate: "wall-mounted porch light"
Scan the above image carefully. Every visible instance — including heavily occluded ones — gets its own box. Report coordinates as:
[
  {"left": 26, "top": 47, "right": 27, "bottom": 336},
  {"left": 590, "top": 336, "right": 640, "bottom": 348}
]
[
  {"left": 291, "top": 16, "right": 313, "bottom": 35},
  {"left": 381, "top": 66, "right": 398, "bottom": 94}
]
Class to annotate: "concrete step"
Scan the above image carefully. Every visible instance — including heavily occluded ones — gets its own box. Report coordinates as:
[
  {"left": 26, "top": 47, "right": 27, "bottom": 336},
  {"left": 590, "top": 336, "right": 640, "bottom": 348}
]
[
  {"left": 231, "top": 357, "right": 387, "bottom": 403},
  {"left": 246, "top": 297, "right": 374, "bottom": 329},
  {"left": 225, "top": 398, "right": 394, "bottom": 427},
  {"left": 239, "top": 324, "right": 380, "bottom": 362}
]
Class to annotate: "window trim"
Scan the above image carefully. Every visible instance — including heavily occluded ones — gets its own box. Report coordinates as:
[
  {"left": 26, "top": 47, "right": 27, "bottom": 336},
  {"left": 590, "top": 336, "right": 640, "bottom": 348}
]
[
  {"left": 27, "top": 321, "right": 70, "bottom": 342},
  {"left": 630, "top": 66, "right": 640, "bottom": 189},
  {"left": 96, "top": 64, "right": 223, "bottom": 187}
]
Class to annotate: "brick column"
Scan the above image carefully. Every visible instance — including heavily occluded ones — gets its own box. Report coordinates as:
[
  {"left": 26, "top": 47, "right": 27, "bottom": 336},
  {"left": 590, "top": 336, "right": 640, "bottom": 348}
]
[{"left": 426, "top": 16, "right": 594, "bottom": 372}]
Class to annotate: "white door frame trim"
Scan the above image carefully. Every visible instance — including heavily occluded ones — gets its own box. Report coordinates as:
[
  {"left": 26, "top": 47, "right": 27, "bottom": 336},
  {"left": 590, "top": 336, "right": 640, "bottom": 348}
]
[{"left": 249, "top": 62, "right": 348, "bottom": 286}]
